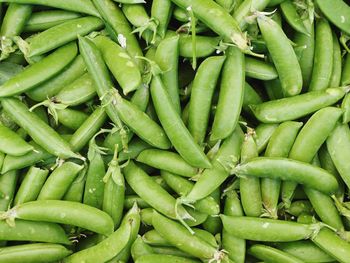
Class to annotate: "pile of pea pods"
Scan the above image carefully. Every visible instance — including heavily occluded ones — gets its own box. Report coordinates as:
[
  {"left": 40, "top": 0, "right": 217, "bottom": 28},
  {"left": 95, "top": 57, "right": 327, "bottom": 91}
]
[{"left": 0, "top": 0, "right": 350, "bottom": 262}]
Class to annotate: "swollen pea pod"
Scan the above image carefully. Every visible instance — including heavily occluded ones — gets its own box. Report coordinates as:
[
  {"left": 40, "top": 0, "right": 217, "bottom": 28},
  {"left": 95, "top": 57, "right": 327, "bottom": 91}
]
[
  {"left": 233, "top": 0, "right": 270, "bottom": 29},
  {"left": 24, "top": 10, "right": 82, "bottom": 32},
  {"left": 152, "top": 211, "right": 229, "bottom": 262},
  {"left": 137, "top": 149, "right": 198, "bottom": 177},
  {"left": 0, "top": 171, "right": 18, "bottom": 211},
  {"left": 0, "top": 243, "right": 72, "bottom": 263},
  {"left": 258, "top": 14, "right": 302, "bottom": 97},
  {"left": 0, "top": 124, "right": 33, "bottom": 156},
  {"left": 282, "top": 107, "right": 342, "bottom": 208},
  {"left": 155, "top": 36, "right": 181, "bottom": 115},
  {"left": 248, "top": 244, "right": 304, "bottom": 263},
  {"left": 1, "top": 98, "right": 82, "bottom": 160},
  {"left": 262, "top": 121, "right": 302, "bottom": 219},
  {"left": 245, "top": 56, "right": 278, "bottom": 80},
  {"left": 0, "top": 0, "right": 99, "bottom": 16},
  {"left": 308, "top": 19, "right": 333, "bottom": 91},
  {"left": 0, "top": 219, "right": 70, "bottom": 244},
  {"left": 151, "top": 0, "right": 173, "bottom": 39},
  {"left": 1, "top": 200, "right": 114, "bottom": 236},
  {"left": 250, "top": 87, "right": 346, "bottom": 123},
  {"left": 26, "top": 55, "right": 86, "bottom": 102},
  {"left": 177, "top": 34, "right": 220, "bottom": 58},
  {"left": 14, "top": 166, "right": 49, "bottom": 205},
  {"left": 221, "top": 215, "right": 322, "bottom": 242},
  {"left": 93, "top": 35, "right": 141, "bottom": 95},
  {"left": 211, "top": 47, "right": 244, "bottom": 141},
  {"left": 280, "top": 0, "right": 309, "bottom": 35},
  {"left": 254, "top": 123, "right": 279, "bottom": 153},
  {"left": 240, "top": 131, "right": 263, "bottom": 217},
  {"left": 56, "top": 108, "right": 88, "bottom": 131},
  {"left": 0, "top": 42, "right": 77, "bottom": 97},
  {"left": 151, "top": 75, "right": 210, "bottom": 168}
]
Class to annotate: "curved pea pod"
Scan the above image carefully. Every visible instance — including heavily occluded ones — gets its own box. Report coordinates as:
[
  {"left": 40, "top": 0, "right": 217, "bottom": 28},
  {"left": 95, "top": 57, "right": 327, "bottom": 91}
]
[
  {"left": 316, "top": 0, "right": 350, "bottom": 35},
  {"left": 136, "top": 254, "right": 200, "bottom": 263},
  {"left": 233, "top": 157, "right": 338, "bottom": 195},
  {"left": 276, "top": 240, "right": 336, "bottom": 263},
  {"left": 0, "top": 42, "right": 77, "bottom": 97},
  {"left": 152, "top": 211, "right": 229, "bottom": 262},
  {"left": 0, "top": 219, "right": 70, "bottom": 244},
  {"left": 250, "top": 87, "right": 346, "bottom": 123},
  {"left": 27, "top": 16, "right": 103, "bottom": 57},
  {"left": 151, "top": 75, "right": 211, "bottom": 168},
  {"left": 257, "top": 15, "right": 302, "bottom": 97},
  {"left": 249, "top": 244, "right": 304, "bottom": 263},
  {"left": 137, "top": 149, "right": 197, "bottom": 178},
  {"left": 280, "top": 0, "right": 309, "bottom": 35},
  {"left": 221, "top": 215, "right": 322, "bottom": 242},
  {"left": 94, "top": 35, "right": 141, "bottom": 95},
  {"left": 0, "top": 171, "right": 18, "bottom": 211},
  {"left": 56, "top": 108, "right": 88, "bottom": 131},
  {"left": 0, "top": 243, "right": 72, "bottom": 263},
  {"left": 0, "top": 124, "right": 33, "bottom": 156},
  {"left": 2, "top": 200, "right": 114, "bottom": 236},
  {"left": 178, "top": 34, "right": 220, "bottom": 58},
  {"left": 53, "top": 73, "right": 96, "bottom": 106},
  {"left": 245, "top": 56, "right": 278, "bottom": 80}
]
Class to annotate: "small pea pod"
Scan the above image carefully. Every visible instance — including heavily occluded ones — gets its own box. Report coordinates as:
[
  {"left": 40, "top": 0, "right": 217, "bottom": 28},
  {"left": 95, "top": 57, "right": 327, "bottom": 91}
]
[{"left": 249, "top": 244, "right": 304, "bottom": 263}]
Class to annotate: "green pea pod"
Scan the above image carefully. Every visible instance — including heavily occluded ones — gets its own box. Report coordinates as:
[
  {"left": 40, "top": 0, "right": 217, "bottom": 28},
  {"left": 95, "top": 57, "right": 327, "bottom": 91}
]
[
  {"left": 131, "top": 236, "right": 154, "bottom": 261},
  {"left": 135, "top": 254, "right": 200, "bottom": 263},
  {"left": 143, "top": 230, "right": 172, "bottom": 246},
  {"left": 254, "top": 123, "right": 279, "bottom": 153},
  {"left": 0, "top": 243, "right": 72, "bottom": 263},
  {"left": 118, "top": 137, "right": 152, "bottom": 162},
  {"left": 0, "top": 42, "right": 77, "bottom": 97},
  {"left": 249, "top": 244, "right": 304, "bottom": 263},
  {"left": 151, "top": 0, "right": 173, "bottom": 39},
  {"left": 233, "top": 0, "right": 270, "bottom": 29},
  {"left": 210, "top": 47, "right": 244, "bottom": 141},
  {"left": 124, "top": 195, "right": 150, "bottom": 209},
  {"left": 0, "top": 170, "right": 18, "bottom": 211},
  {"left": 151, "top": 75, "right": 210, "bottom": 168},
  {"left": 57, "top": 108, "right": 88, "bottom": 131},
  {"left": 94, "top": 35, "right": 141, "bottom": 95},
  {"left": 258, "top": 15, "right": 302, "bottom": 97},
  {"left": 177, "top": 34, "right": 220, "bottom": 58},
  {"left": 280, "top": 0, "right": 309, "bottom": 35},
  {"left": 245, "top": 56, "right": 278, "bottom": 80},
  {"left": 2, "top": 98, "right": 81, "bottom": 160},
  {"left": 242, "top": 82, "right": 263, "bottom": 114},
  {"left": 0, "top": 124, "right": 33, "bottom": 156},
  {"left": 14, "top": 166, "right": 49, "bottom": 205},
  {"left": 63, "top": 167, "right": 87, "bottom": 202},
  {"left": 341, "top": 53, "right": 350, "bottom": 86},
  {"left": 0, "top": 219, "right": 70, "bottom": 244},
  {"left": 24, "top": 10, "right": 82, "bottom": 32},
  {"left": 329, "top": 32, "right": 342, "bottom": 88},
  {"left": 202, "top": 188, "right": 222, "bottom": 234},
  {"left": 286, "top": 200, "right": 313, "bottom": 217},
  {"left": 151, "top": 246, "right": 194, "bottom": 259},
  {"left": 341, "top": 93, "right": 350, "bottom": 123},
  {"left": 250, "top": 87, "right": 346, "bottom": 123}
]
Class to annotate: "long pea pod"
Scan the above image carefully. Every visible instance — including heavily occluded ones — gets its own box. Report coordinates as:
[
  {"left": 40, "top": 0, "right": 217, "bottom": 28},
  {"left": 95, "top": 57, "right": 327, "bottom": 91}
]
[
  {"left": 151, "top": 0, "right": 173, "bottom": 39},
  {"left": 248, "top": 244, "right": 304, "bottom": 263}
]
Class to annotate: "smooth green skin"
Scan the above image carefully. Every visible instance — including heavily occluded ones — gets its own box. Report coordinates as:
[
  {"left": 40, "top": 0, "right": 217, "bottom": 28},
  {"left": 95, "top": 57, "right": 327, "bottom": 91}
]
[
  {"left": 0, "top": 0, "right": 99, "bottom": 16},
  {"left": 188, "top": 56, "right": 225, "bottom": 144},
  {"left": 254, "top": 123, "right": 279, "bottom": 153},
  {"left": 313, "top": 228, "right": 350, "bottom": 263},
  {"left": 0, "top": 243, "right": 72, "bottom": 263},
  {"left": 124, "top": 195, "right": 150, "bottom": 209},
  {"left": 245, "top": 56, "right": 278, "bottom": 80},
  {"left": 234, "top": 157, "right": 338, "bottom": 195},
  {"left": 63, "top": 213, "right": 132, "bottom": 263},
  {"left": 309, "top": 19, "right": 333, "bottom": 91},
  {"left": 94, "top": 35, "right": 141, "bottom": 95},
  {"left": 170, "top": 0, "right": 246, "bottom": 50},
  {"left": 0, "top": 3, "right": 32, "bottom": 36},
  {"left": 0, "top": 42, "right": 77, "bottom": 97},
  {"left": 161, "top": 171, "right": 220, "bottom": 215},
  {"left": 268, "top": 0, "right": 286, "bottom": 6},
  {"left": 57, "top": 108, "right": 88, "bottom": 131},
  {"left": 294, "top": 22, "right": 315, "bottom": 88},
  {"left": 276, "top": 241, "right": 336, "bottom": 263},
  {"left": 341, "top": 53, "right": 350, "bottom": 86},
  {"left": 329, "top": 32, "right": 342, "bottom": 88},
  {"left": 249, "top": 244, "right": 304, "bottom": 263},
  {"left": 202, "top": 188, "right": 222, "bottom": 234},
  {"left": 280, "top": 0, "right": 308, "bottom": 35},
  {"left": 286, "top": 200, "right": 313, "bottom": 217},
  {"left": 258, "top": 15, "right": 302, "bottom": 97},
  {"left": 28, "top": 16, "right": 103, "bottom": 57},
  {"left": 250, "top": 87, "right": 346, "bottom": 123},
  {"left": 222, "top": 190, "right": 245, "bottom": 263},
  {"left": 0, "top": 170, "right": 18, "bottom": 211},
  {"left": 54, "top": 73, "right": 95, "bottom": 106},
  {"left": 137, "top": 149, "right": 197, "bottom": 177},
  {"left": 152, "top": 211, "right": 222, "bottom": 260},
  {"left": 0, "top": 124, "right": 33, "bottom": 156},
  {"left": 262, "top": 121, "right": 302, "bottom": 219},
  {"left": 118, "top": 138, "right": 151, "bottom": 162},
  {"left": 1, "top": 141, "right": 52, "bottom": 173},
  {"left": 242, "top": 82, "right": 263, "bottom": 114},
  {"left": 24, "top": 10, "right": 81, "bottom": 32},
  {"left": 136, "top": 254, "right": 200, "bottom": 263},
  {"left": 0, "top": 62, "right": 24, "bottom": 85},
  {"left": 11, "top": 200, "right": 114, "bottom": 236},
  {"left": 215, "top": 0, "right": 234, "bottom": 11},
  {"left": 221, "top": 215, "right": 317, "bottom": 241},
  {"left": 342, "top": 93, "right": 350, "bottom": 123},
  {"left": 91, "top": 0, "right": 144, "bottom": 67},
  {"left": 327, "top": 123, "right": 350, "bottom": 189},
  {"left": 316, "top": 0, "right": 350, "bottom": 35},
  {"left": 151, "top": 247, "right": 194, "bottom": 259},
  {"left": 0, "top": 219, "right": 70, "bottom": 244},
  {"left": 233, "top": 0, "right": 270, "bottom": 29},
  {"left": 1, "top": 98, "right": 80, "bottom": 159},
  {"left": 172, "top": 7, "right": 188, "bottom": 22},
  {"left": 155, "top": 36, "right": 181, "bottom": 115},
  {"left": 131, "top": 236, "right": 154, "bottom": 261},
  {"left": 37, "top": 162, "right": 83, "bottom": 200},
  {"left": 14, "top": 167, "right": 49, "bottom": 205},
  {"left": 211, "top": 47, "right": 244, "bottom": 141},
  {"left": 63, "top": 169, "right": 86, "bottom": 202},
  {"left": 69, "top": 107, "right": 107, "bottom": 152},
  {"left": 27, "top": 55, "right": 86, "bottom": 101},
  {"left": 143, "top": 230, "right": 172, "bottom": 246},
  {"left": 178, "top": 34, "right": 220, "bottom": 58},
  {"left": 185, "top": 126, "right": 244, "bottom": 202},
  {"left": 264, "top": 78, "right": 284, "bottom": 100},
  {"left": 240, "top": 132, "right": 262, "bottom": 217},
  {"left": 151, "top": 0, "right": 173, "bottom": 38},
  {"left": 151, "top": 75, "right": 211, "bottom": 168},
  {"left": 122, "top": 4, "right": 150, "bottom": 27}
]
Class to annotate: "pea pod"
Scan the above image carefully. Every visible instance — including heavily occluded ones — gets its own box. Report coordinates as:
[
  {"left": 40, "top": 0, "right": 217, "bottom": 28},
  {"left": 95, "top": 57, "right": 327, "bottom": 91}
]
[
  {"left": 329, "top": 32, "right": 342, "bottom": 88},
  {"left": 0, "top": 171, "right": 18, "bottom": 211},
  {"left": 280, "top": 0, "right": 309, "bottom": 35},
  {"left": 248, "top": 244, "right": 304, "bottom": 263},
  {"left": 341, "top": 53, "right": 350, "bottom": 86},
  {"left": 151, "top": 0, "right": 173, "bottom": 39},
  {"left": 233, "top": 0, "right": 270, "bottom": 29},
  {"left": 245, "top": 56, "right": 278, "bottom": 80},
  {"left": 0, "top": 124, "right": 33, "bottom": 156},
  {"left": 136, "top": 254, "right": 200, "bottom": 263},
  {"left": 56, "top": 108, "right": 88, "bottom": 131}
]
